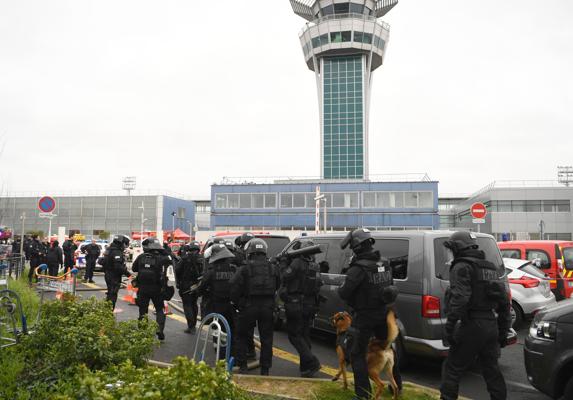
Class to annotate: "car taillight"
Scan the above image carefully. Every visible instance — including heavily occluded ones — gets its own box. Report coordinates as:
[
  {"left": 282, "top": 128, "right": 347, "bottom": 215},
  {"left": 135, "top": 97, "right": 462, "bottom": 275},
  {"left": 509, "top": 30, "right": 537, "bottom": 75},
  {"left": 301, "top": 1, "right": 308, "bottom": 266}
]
[
  {"left": 422, "top": 295, "right": 441, "bottom": 318},
  {"left": 509, "top": 278, "right": 540, "bottom": 288}
]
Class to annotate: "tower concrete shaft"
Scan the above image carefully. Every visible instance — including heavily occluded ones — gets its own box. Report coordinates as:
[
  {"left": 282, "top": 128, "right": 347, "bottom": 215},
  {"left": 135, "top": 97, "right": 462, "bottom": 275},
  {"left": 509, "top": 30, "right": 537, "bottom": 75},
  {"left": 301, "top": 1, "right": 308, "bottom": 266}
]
[{"left": 290, "top": 0, "right": 398, "bottom": 180}]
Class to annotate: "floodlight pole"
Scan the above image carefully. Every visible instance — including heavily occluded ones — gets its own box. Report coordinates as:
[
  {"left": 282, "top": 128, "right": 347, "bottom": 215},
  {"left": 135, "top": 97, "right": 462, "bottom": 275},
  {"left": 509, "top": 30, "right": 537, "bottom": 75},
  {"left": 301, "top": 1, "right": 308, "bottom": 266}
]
[{"left": 19, "top": 213, "right": 25, "bottom": 269}]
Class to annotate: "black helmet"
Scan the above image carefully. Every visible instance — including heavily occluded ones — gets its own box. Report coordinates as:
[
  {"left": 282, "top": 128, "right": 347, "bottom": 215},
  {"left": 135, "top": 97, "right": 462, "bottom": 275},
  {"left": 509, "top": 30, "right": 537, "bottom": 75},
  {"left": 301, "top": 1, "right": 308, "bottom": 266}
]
[
  {"left": 113, "top": 235, "right": 130, "bottom": 248},
  {"left": 340, "top": 228, "right": 375, "bottom": 251},
  {"left": 444, "top": 231, "right": 479, "bottom": 254},
  {"left": 245, "top": 238, "right": 268, "bottom": 257},
  {"left": 209, "top": 243, "right": 236, "bottom": 264},
  {"left": 235, "top": 232, "right": 255, "bottom": 247},
  {"left": 187, "top": 240, "right": 201, "bottom": 252},
  {"left": 142, "top": 237, "right": 163, "bottom": 252}
]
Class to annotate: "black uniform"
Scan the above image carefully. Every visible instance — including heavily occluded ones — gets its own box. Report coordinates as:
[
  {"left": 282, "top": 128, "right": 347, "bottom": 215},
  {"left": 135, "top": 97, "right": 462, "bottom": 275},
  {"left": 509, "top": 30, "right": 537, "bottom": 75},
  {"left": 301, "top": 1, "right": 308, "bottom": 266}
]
[
  {"left": 46, "top": 242, "right": 63, "bottom": 277},
  {"left": 62, "top": 239, "right": 77, "bottom": 274},
  {"left": 82, "top": 242, "right": 101, "bottom": 282},
  {"left": 132, "top": 250, "right": 171, "bottom": 339},
  {"left": 11, "top": 239, "right": 21, "bottom": 257},
  {"left": 280, "top": 255, "right": 322, "bottom": 376},
  {"left": 231, "top": 253, "right": 279, "bottom": 373},
  {"left": 102, "top": 241, "right": 131, "bottom": 310},
  {"left": 233, "top": 244, "right": 257, "bottom": 360},
  {"left": 174, "top": 250, "right": 203, "bottom": 332},
  {"left": 197, "top": 254, "right": 236, "bottom": 354},
  {"left": 440, "top": 238, "right": 512, "bottom": 400},
  {"left": 27, "top": 238, "right": 44, "bottom": 283}
]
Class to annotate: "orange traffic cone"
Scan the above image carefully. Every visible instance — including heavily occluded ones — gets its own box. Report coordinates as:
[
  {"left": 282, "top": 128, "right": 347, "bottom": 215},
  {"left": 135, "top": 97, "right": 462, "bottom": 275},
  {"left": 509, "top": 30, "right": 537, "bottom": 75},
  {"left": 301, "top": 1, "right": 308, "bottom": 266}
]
[{"left": 122, "top": 279, "right": 138, "bottom": 305}]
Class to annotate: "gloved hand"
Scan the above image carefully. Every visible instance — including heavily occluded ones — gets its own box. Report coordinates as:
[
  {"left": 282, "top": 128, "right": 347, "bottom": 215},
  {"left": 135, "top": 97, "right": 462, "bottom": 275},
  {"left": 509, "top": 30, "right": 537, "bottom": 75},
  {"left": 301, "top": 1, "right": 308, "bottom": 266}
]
[{"left": 445, "top": 320, "right": 457, "bottom": 346}]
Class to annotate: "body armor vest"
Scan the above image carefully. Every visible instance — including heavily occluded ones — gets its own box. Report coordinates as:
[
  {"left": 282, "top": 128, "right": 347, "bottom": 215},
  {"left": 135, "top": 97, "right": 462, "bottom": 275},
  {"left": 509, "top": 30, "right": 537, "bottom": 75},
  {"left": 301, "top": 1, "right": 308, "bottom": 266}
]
[
  {"left": 247, "top": 259, "right": 276, "bottom": 297},
  {"left": 138, "top": 254, "right": 161, "bottom": 286},
  {"left": 105, "top": 248, "right": 125, "bottom": 274},
  {"left": 453, "top": 257, "right": 508, "bottom": 313},
  {"left": 211, "top": 261, "right": 234, "bottom": 301},
  {"left": 353, "top": 259, "right": 393, "bottom": 310}
]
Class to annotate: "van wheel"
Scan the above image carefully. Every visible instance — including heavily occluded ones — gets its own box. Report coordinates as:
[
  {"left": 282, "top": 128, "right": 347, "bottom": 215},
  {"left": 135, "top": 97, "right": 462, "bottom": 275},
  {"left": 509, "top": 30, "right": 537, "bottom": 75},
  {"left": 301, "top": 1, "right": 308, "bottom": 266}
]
[
  {"left": 560, "top": 376, "right": 573, "bottom": 400},
  {"left": 512, "top": 301, "right": 524, "bottom": 328}
]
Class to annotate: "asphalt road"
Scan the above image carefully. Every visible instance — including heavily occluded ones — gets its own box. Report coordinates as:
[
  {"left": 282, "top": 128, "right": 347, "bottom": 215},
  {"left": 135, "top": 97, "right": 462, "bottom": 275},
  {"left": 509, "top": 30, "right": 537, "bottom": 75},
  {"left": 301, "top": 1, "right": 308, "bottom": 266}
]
[{"left": 79, "top": 274, "right": 550, "bottom": 400}]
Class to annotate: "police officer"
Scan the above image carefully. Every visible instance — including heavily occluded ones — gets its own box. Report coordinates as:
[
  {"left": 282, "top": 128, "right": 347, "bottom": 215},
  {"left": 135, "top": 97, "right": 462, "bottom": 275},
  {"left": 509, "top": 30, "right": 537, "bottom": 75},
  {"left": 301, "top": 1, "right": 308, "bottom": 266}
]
[
  {"left": 279, "top": 239, "right": 322, "bottom": 377},
  {"left": 174, "top": 241, "right": 203, "bottom": 334},
  {"left": 440, "top": 231, "right": 512, "bottom": 400},
  {"left": 133, "top": 237, "right": 172, "bottom": 341},
  {"left": 196, "top": 243, "right": 237, "bottom": 355},
  {"left": 62, "top": 237, "right": 77, "bottom": 274},
  {"left": 231, "top": 239, "right": 279, "bottom": 376},
  {"left": 233, "top": 233, "right": 258, "bottom": 361},
  {"left": 82, "top": 239, "right": 101, "bottom": 283},
  {"left": 102, "top": 235, "right": 131, "bottom": 310},
  {"left": 338, "top": 228, "right": 399, "bottom": 400},
  {"left": 27, "top": 234, "right": 44, "bottom": 284}
]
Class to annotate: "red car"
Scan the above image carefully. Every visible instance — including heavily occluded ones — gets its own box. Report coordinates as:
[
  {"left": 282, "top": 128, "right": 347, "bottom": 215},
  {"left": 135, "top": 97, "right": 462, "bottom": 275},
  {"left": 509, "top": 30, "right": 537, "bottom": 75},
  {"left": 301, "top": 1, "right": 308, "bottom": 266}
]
[{"left": 498, "top": 240, "right": 573, "bottom": 300}]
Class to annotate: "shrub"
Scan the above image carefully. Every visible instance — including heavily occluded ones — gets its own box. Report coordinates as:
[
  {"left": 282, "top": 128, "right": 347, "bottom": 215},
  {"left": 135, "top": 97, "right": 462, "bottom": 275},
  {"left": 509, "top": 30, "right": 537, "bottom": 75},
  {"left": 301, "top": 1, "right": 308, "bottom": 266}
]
[{"left": 52, "top": 358, "right": 251, "bottom": 400}]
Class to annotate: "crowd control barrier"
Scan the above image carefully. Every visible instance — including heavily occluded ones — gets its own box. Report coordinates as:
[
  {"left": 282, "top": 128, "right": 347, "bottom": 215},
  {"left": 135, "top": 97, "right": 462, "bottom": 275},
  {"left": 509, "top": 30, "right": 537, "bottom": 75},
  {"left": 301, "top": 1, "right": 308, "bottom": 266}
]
[
  {"left": 0, "top": 289, "right": 28, "bottom": 349},
  {"left": 193, "top": 313, "right": 234, "bottom": 373}
]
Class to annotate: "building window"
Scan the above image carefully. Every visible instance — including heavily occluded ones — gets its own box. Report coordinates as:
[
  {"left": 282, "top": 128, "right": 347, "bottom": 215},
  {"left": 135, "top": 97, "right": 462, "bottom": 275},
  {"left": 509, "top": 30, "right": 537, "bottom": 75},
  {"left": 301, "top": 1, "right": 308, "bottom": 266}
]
[
  {"left": 214, "top": 193, "right": 277, "bottom": 209},
  {"left": 488, "top": 200, "right": 571, "bottom": 213},
  {"left": 362, "top": 191, "right": 434, "bottom": 208}
]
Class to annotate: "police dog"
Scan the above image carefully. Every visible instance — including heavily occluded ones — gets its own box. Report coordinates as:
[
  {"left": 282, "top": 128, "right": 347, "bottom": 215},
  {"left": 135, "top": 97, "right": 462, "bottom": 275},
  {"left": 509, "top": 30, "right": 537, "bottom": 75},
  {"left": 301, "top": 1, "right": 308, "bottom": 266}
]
[{"left": 331, "top": 310, "right": 400, "bottom": 400}]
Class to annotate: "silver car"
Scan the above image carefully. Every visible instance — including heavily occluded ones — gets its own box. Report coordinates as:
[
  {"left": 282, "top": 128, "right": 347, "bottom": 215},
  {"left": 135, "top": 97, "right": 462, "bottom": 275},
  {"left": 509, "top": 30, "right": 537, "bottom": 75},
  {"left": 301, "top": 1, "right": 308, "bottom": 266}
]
[{"left": 504, "top": 258, "right": 556, "bottom": 326}]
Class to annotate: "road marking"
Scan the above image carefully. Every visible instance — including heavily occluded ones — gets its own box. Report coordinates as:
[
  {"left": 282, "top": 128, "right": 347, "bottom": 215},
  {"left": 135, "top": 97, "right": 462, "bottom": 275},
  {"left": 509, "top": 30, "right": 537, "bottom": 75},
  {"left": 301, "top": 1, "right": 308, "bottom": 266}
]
[{"left": 82, "top": 282, "right": 101, "bottom": 289}]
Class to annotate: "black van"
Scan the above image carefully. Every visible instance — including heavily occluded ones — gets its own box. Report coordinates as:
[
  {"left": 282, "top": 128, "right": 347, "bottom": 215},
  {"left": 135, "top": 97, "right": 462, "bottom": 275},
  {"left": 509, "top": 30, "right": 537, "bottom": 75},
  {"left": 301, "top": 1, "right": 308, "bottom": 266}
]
[{"left": 278, "top": 231, "right": 517, "bottom": 360}]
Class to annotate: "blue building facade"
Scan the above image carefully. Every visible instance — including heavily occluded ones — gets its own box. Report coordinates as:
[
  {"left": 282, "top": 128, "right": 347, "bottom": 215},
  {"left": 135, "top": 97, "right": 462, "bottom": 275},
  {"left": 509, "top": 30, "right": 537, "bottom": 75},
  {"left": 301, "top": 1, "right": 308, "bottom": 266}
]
[
  {"left": 161, "top": 196, "right": 196, "bottom": 233},
  {"left": 211, "top": 181, "right": 439, "bottom": 231}
]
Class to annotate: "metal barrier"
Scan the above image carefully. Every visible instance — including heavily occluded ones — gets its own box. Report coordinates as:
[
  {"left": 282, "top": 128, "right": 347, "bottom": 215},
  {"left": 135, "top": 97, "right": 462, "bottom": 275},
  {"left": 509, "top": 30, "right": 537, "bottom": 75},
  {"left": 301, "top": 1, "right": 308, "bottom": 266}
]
[
  {"left": 0, "top": 289, "right": 28, "bottom": 349},
  {"left": 193, "top": 313, "right": 234, "bottom": 373},
  {"left": 35, "top": 265, "right": 79, "bottom": 307},
  {"left": 0, "top": 257, "right": 25, "bottom": 286}
]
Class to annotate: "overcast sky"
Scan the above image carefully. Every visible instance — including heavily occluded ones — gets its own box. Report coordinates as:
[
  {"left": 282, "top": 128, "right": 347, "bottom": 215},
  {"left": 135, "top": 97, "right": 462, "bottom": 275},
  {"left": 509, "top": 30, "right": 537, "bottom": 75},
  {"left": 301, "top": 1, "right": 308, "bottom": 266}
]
[{"left": 1, "top": 0, "right": 571, "bottom": 198}]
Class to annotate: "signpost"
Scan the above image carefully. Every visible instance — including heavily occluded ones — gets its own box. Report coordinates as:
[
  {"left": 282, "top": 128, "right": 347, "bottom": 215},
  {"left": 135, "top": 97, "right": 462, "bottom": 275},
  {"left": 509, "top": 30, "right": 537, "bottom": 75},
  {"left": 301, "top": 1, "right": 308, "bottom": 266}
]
[
  {"left": 470, "top": 202, "right": 487, "bottom": 233},
  {"left": 38, "top": 196, "right": 57, "bottom": 239}
]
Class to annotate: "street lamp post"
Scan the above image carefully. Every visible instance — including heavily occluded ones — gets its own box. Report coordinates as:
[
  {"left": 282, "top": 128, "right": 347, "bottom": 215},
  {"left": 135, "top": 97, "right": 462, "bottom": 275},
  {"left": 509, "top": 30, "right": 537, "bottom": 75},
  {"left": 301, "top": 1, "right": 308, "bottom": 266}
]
[
  {"left": 19, "top": 213, "right": 26, "bottom": 276},
  {"left": 138, "top": 202, "right": 146, "bottom": 243}
]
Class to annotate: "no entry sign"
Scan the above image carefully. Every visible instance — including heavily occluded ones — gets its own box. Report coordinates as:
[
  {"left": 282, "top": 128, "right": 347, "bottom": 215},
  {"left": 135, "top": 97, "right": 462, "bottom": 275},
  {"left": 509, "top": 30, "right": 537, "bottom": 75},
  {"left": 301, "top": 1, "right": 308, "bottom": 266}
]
[
  {"left": 470, "top": 202, "right": 487, "bottom": 220},
  {"left": 38, "top": 196, "right": 56, "bottom": 213}
]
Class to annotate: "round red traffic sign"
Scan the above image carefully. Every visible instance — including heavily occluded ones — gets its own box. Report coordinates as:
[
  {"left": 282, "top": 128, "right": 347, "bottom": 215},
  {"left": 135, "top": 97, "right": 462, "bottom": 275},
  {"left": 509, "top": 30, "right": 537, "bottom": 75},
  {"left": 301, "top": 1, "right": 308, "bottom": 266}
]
[
  {"left": 470, "top": 202, "right": 487, "bottom": 219},
  {"left": 38, "top": 196, "right": 56, "bottom": 213}
]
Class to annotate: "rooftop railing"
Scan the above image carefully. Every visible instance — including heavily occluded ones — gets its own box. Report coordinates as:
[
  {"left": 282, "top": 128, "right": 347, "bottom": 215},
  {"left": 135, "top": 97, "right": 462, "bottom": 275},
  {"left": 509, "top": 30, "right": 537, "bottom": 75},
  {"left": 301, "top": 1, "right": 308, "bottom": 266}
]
[
  {"left": 216, "top": 173, "right": 434, "bottom": 185},
  {"left": 299, "top": 13, "right": 390, "bottom": 36}
]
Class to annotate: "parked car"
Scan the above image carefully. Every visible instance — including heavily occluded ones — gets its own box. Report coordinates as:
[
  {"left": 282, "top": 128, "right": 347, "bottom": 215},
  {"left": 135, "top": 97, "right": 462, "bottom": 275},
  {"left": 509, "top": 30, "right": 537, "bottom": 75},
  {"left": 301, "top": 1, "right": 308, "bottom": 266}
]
[
  {"left": 504, "top": 258, "right": 556, "bottom": 326},
  {"left": 278, "top": 231, "right": 517, "bottom": 362},
  {"left": 74, "top": 241, "right": 108, "bottom": 271},
  {"left": 202, "top": 233, "right": 291, "bottom": 259},
  {"left": 498, "top": 240, "right": 573, "bottom": 300},
  {"left": 524, "top": 299, "right": 573, "bottom": 399}
]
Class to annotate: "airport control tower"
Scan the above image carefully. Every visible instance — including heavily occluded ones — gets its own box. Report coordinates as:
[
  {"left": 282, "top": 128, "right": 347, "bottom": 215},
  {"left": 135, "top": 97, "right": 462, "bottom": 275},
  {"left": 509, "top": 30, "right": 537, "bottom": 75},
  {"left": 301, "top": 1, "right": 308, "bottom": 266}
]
[{"left": 290, "top": 0, "right": 398, "bottom": 180}]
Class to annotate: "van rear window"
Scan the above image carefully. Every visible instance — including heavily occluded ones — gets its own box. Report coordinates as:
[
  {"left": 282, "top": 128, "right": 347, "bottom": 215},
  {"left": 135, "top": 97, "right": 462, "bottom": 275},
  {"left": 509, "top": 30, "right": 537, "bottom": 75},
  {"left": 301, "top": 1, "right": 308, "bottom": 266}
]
[
  {"left": 373, "top": 239, "right": 409, "bottom": 280},
  {"left": 434, "top": 237, "right": 504, "bottom": 280},
  {"left": 260, "top": 237, "right": 291, "bottom": 258}
]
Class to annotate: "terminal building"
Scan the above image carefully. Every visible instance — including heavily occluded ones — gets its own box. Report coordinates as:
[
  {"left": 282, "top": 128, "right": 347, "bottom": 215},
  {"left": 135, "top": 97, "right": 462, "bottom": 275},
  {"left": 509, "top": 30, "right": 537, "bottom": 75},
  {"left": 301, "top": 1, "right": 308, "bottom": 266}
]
[
  {"left": 0, "top": 192, "right": 196, "bottom": 238},
  {"left": 210, "top": 176, "right": 439, "bottom": 231},
  {"left": 451, "top": 181, "right": 573, "bottom": 241}
]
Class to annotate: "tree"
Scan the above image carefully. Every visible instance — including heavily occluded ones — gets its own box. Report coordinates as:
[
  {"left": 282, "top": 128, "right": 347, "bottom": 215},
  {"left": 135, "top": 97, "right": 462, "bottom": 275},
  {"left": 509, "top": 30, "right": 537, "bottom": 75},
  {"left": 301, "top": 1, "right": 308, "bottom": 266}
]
[
  {"left": 26, "top": 230, "right": 44, "bottom": 238},
  {"left": 98, "top": 231, "right": 110, "bottom": 240}
]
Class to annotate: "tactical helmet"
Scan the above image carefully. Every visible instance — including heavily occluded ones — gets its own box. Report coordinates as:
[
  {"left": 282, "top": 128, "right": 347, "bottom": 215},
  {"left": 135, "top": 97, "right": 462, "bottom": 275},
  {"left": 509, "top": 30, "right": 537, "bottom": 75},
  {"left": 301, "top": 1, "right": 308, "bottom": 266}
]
[
  {"left": 444, "top": 231, "right": 479, "bottom": 254},
  {"left": 209, "top": 243, "right": 236, "bottom": 264},
  {"left": 340, "top": 228, "right": 375, "bottom": 251},
  {"left": 187, "top": 240, "right": 201, "bottom": 252},
  {"left": 235, "top": 232, "right": 255, "bottom": 247},
  {"left": 245, "top": 238, "right": 268, "bottom": 257},
  {"left": 142, "top": 237, "right": 163, "bottom": 252},
  {"left": 113, "top": 235, "right": 130, "bottom": 248}
]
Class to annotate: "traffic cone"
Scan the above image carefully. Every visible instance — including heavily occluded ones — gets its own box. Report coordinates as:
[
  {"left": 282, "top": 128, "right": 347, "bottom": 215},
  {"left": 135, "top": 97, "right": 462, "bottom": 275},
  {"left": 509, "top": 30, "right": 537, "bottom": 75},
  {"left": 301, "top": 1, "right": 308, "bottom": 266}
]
[
  {"left": 122, "top": 279, "right": 138, "bottom": 305},
  {"left": 163, "top": 301, "right": 172, "bottom": 315}
]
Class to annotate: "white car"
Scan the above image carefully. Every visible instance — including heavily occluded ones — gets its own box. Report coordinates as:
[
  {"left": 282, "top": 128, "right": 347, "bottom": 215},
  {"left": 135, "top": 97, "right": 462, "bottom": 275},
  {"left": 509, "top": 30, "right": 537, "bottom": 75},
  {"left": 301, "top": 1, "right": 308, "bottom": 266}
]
[{"left": 504, "top": 258, "right": 556, "bottom": 326}]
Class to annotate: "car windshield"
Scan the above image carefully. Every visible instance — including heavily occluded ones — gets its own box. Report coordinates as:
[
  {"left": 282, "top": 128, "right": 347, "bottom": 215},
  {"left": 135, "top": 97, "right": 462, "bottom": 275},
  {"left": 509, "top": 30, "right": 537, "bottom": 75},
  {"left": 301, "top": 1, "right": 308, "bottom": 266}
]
[
  {"left": 563, "top": 247, "right": 573, "bottom": 269},
  {"left": 434, "top": 237, "right": 504, "bottom": 280},
  {"left": 519, "top": 263, "right": 547, "bottom": 279},
  {"left": 260, "top": 237, "right": 291, "bottom": 258}
]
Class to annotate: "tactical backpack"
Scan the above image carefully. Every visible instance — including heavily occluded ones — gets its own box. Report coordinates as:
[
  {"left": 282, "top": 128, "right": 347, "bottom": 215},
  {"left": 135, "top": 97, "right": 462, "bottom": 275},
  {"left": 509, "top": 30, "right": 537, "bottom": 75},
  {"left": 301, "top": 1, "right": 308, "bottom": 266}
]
[
  {"left": 137, "top": 254, "right": 161, "bottom": 286},
  {"left": 247, "top": 259, "right": 276, "bottom": 297},
  {"left": 212, "top": 262, "right": 234, "bottom": 301}
]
